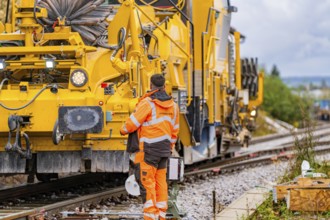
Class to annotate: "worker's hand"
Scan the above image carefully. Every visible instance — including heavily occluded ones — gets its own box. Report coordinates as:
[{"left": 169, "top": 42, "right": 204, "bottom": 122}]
[
  {"left": 171, "top": 149, "right": 179, "bottom": 157},
  {"left": 120, "top": 129, "right": 126, "bottom": 136}
]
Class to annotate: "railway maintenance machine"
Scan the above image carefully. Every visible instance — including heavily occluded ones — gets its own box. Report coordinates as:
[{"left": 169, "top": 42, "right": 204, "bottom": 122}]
[{"left": 0, "top": 0, "right": 263, "bottom": 180}]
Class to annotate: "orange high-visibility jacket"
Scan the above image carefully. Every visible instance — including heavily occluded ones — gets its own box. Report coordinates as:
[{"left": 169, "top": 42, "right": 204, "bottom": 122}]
[{"left": 120, "top": 90, "right": 179, "bottom": 156}]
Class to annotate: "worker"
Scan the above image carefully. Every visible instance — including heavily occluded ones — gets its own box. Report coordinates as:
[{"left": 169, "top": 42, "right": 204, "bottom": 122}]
[{"left": 120, "top": 74, "right": 179, "bottom": 220}]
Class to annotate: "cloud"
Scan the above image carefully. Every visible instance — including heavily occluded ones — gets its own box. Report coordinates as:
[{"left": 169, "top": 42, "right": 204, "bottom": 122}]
[{"left": 230, "top": 0, "right": 330, "bottom": 76}]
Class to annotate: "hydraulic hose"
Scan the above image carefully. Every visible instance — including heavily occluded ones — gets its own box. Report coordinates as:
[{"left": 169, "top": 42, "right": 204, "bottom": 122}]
[
  {"left": 107, "top": 27, "right": 127, "bottom": 60},
  {"left": 5, "top": 0, "right": 10, "bottom": 23},
  {"left": 0, "top": 84, "right": 53, "bottom": 111},
  {"left": 98, "top": 28, "right": 126, "bottom": 53},
  {"left": 0, "top": 78, "right": 8, "bottom": 91}
]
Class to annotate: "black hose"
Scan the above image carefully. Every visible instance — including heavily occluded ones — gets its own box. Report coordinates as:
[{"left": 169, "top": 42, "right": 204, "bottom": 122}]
[
  {"left": 0, "top": 84, "right": 53, "bottom": 111},
  {"left": 116, "top": 27, "right": 126, "bottom": 51},
  {"left": 98, "top": 28, "right": 126, "bottom": 53},
  {"left": 23, "top": 133, "right": 32, "bottom": 159},
  {"left": 109, "top": 27, "right": 126, "bottom": 58},
  {"left": 5, "top": 131, "right": 12, "bottom": 151},
  {"left": 0, "top": 78, "right": 8, "bottom": 91},
  {"left": 34, "top": 0, "right": 45, "bottom": 28},
  {"left": 12, "top": 122, "right": 21, "bottom": 151},
  {"left": 5, "top": 0, "right": 10, "bottom": 23}
]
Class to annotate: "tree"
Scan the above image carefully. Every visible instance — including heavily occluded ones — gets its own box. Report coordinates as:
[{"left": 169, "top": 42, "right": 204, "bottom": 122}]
[
  {"left": 270, "top": 65, "right": 280, "bottom": 77},
  {"left": 262, "top": 74, "right": 312, "bottom": 126}
]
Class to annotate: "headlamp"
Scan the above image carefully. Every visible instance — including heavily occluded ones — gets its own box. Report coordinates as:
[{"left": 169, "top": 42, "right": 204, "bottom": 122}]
[
  {"left": 45, "top": 59, "right": 55, "bottom": 69},
  {"left": 0, "top": 60, "right": 6, "bottom": 70},
  {"left": 70, "top": 69, "right": 88, "bottom": 87},
  {"left": 250, "top": 109, "right": 257, "bottom": 117}
]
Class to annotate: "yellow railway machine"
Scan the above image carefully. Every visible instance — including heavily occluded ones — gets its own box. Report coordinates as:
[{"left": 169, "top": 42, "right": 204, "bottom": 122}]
[{"left": 0, "top": 0, "right": 263, "bottom": 179}]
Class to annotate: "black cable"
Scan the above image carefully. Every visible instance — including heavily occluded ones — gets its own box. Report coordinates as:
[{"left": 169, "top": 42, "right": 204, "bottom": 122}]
[
  {"left": 33, "top": 0, "right": 49, "bottom": 32},
  {"left": 5, "top": 0, "right": 10, "bottom": 23},
  {"left": 109, "top": 28, "right": 126, "bottom": 58},
  {"left": 0, "top": 84, "right": 53, "bottom": 111},
  {"left": 136, "top": 9, "right": 146, "bottom": 56}
]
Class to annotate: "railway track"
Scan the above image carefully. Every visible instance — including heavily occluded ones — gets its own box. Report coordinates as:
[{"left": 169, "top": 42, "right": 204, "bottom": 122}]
[
  {"left": 185, "top": 144, "right": 330, "bottom": 177},
  {"left": 250, "top": 123, "right": 330, "bottom": 145},
  {"left": 1, "top": 127, "right": 330, "bottom": 219},
  {"left": 0, "top": 186, "right": 128, "bottom": 220}
]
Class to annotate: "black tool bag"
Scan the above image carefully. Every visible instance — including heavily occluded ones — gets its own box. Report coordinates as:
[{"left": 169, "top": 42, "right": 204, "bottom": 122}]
[{"left": 126, "top": 131, "right": 139, "bottom": 153}]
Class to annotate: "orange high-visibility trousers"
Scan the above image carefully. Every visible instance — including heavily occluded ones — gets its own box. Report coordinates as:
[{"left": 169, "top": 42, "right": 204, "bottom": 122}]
[
  {"left": 155, "top": 168, "right": 168, "bottom": 220},
  {"left": 135, "top": 152, "right": 168, "bottom": 220}
]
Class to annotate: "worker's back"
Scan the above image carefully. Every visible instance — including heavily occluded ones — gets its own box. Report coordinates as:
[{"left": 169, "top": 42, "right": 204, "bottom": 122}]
[{"left": 139, "top": 90, "right": 178, "bottom": 157}]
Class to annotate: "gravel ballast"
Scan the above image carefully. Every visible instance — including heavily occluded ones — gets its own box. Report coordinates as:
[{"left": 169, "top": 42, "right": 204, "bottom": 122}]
[{"left": 175, "top": 153, "right": 330, "bottom": 220}]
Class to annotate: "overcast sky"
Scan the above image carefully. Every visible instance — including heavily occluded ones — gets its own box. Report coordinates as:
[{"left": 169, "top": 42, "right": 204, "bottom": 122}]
[{"left": 230, "top": 0, "right": 330, "bottom": 77}]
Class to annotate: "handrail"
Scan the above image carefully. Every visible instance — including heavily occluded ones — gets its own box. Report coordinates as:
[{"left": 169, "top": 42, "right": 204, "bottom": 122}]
[
  {"left": 201, "top": 7, "right": 220, "bottom": 125},
  {"left": 205, "top": 36, "right": 220, "bottom": 70}
]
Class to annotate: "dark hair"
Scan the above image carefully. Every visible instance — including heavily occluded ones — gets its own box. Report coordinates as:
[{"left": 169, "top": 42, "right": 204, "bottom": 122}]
[{"left": 150, "top": 74, "right": 165, "bottom": 87}]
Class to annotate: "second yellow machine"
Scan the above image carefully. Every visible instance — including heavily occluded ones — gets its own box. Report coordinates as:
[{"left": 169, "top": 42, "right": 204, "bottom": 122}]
[{"left": 0, "top": 0, "right": 263, "bottom": 178}]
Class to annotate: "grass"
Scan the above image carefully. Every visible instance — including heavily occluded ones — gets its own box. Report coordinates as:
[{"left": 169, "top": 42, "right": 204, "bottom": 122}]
[
  {"left": 252, "top": 110, "right": 277, "bottom": 137},
  {"left": 250, "top": 195, "right": 330, "bottom": 220},
  {"left": 280, "top": 109, "right": 318, "bottom": 183},
  {"left": 249, "top": 108, "right": 330, "bottom": 220}
]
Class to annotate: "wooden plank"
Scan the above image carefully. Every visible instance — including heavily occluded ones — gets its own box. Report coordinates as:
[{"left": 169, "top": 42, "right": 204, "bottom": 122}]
[
  {"left": 288, "top": 188, "right": 330, "bottom": 212},
  {"left": 274, "top": 178, "right": 330, "bottom": 201}
]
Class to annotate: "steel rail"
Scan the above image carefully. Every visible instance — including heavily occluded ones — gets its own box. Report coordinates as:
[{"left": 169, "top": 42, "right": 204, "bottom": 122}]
[
  {"left": 185, "top": 129, "right": 330, "bottom": 172},
  {"left": 185, "top": 144, "right": 330, "bottom": 177},
  {"left": 0, "top": 187, "right": 126, "bottom": 220},
  {"left": 250, "top": 123, "right": 330, "bottom": 145},
  {"left": 0, "top": 173, "right": 111, "bottom": 202}
]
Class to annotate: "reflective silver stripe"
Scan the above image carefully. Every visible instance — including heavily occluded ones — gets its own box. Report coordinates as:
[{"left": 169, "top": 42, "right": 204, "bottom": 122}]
[
  {"left": 144, "top": 199, "right": 154, "bottom": 209},
  {"left": 144, "top": 212, "right": 158, "bottom": 219},
  {"left": 130, "top": 114, "right": 141, "bottom": 127},
  {"left": 171, "top": 138, "right": 177, "bottom": 144},
  {"left": 159, "top": 211, "right": 166, "bottom": 218},
  {"left": 173, "top": 124, "right": 179, "bottom": 130},
  {"left": 142, "top": 116, "right": 173, "bottom": 127},
  {"left": 140, "top": 135, "right": 171, "bottom": 143},
  {"left": 156, "top": 201, "right": 167, "bottom": 209},
  {"left": 146, "top": 98, "right": 157, "bottom": 120}
]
